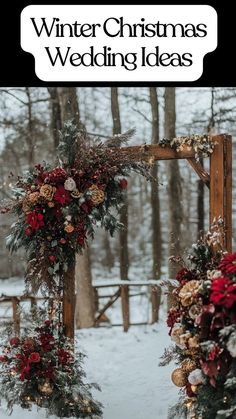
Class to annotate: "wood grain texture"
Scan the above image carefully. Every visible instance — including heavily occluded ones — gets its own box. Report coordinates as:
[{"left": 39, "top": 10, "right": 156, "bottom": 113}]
[
  {"left": 209, "top": 134, "right": 232, "bottom": 252},
  {"left": 224, "top": 135, "right": 232, "bottom": 252}
]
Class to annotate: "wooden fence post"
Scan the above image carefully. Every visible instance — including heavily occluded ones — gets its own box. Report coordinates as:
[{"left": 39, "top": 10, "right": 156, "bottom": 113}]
[
  {"left": 12, "top": 297, "right": 20, "bottom": 336},
  {"left": 62, "top": 262, "right": 76, "bottom": 340},
  {"left": 210, "top": 134, "right": 232, "bottom": 252},
  {"left": 121, "top": 285, "right": 130, "bottom": 332}
]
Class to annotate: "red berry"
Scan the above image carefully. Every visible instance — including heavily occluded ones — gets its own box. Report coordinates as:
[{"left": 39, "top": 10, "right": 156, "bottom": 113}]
[{"left": 119, "top": 179, "right": 128, "bottom": 189}]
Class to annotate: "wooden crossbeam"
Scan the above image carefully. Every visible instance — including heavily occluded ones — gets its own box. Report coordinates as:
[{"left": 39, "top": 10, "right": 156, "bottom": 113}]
[
  {"left": 187, "top": 158, "right": 210, "bottom": 188},
  {"left": 120, "top": 143, "right": 196, "bottom": 161}
]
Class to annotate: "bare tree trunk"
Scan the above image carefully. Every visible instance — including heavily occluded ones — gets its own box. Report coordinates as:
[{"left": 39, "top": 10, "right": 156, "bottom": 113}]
[
  {"left": 103, "top": 232, "right": 114, "bottom": 271},
  {"left": 75, "top": 246, "right": 95, "bottom": 328},
  {"left": 47, "top": 88, "right": 62, "bottom": 148},
  {"left": 111, "top": 87, "right": 130, "bottom": 332},
  {"left": 25, "top": 87, "right": 35, "bottom": 165},
  {"left": 58, "top": 87, "right": 95, "bottom": 329},
  {"left": 149, "top": 87, "right": 162, "bottom": 322},
  {"left": 165, "top": 88, "right": 183, "bottom": 308}
]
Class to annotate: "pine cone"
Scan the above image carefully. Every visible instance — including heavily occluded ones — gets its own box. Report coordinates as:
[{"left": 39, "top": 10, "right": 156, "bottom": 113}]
[{"left": 71, "top": 189, "right": 82, "bottom": 199}]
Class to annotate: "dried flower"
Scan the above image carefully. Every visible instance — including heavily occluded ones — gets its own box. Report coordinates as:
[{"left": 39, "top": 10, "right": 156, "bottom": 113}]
[
  {"left": 179, "top": 280, "right": 202, "bottom": 307},
  {"left": 28, "top": 192, "right": 41, "bottom": 204},
  {"left": 64, "top": 177, "right": 77, "bottom": 191},
  {"left": 64, "top": 224, "right": 75, "bottom": 234},
  {"left": 40, "top": 184, "right": 56, "bottom": 201}
]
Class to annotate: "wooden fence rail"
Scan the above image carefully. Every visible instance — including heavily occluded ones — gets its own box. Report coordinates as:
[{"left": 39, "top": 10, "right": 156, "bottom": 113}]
[{"left": 0, "top": 280, "right": 164, "bottom": 332}]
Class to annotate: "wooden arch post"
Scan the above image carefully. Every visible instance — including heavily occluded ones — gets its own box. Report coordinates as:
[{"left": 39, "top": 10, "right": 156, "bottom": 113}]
[
  {"left": 62, "top": 134, "right": 233, "bottom": 338},
  {"left": 209, "top": 134, "right": 232, "bottom": 252}
]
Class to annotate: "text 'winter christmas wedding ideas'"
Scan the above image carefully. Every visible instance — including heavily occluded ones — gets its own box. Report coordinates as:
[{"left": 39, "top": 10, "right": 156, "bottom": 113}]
[{"left": 21, "top": 5, "right": 217, "bottom": 82}]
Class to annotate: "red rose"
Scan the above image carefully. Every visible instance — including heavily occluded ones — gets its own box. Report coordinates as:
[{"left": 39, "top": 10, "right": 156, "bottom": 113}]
[
  {"left": 44, "top": 320, "right": 51, "bottom": 326},
  {"left": 28, "top": 352, "right": 41, "bottom": 363},
  {"left": 60, "top": 238, "right": 66, "bottom": 244},
  {"left": 10, "top": 337, "right": 20, "bottom": 346},
  {"left": 219, "top": 252, "right": 236, "bottom": 277},
  {"left": 0, "top": 355, "right": 8, "bottom": 362},
  {"left": 119, "top": 178, "right": 128, "bottom": 189},
  {"left": 210, "top": 277, "right": 236, "bottom": 308},
  {"left": 54, "top": 185, "right": 71, "bottom": 205},
  {"left": 26, "top": 211, "right": 44, "bottom": 230},
  {"left": 49, "top": 255, "right": 55, "bottom": 263}
]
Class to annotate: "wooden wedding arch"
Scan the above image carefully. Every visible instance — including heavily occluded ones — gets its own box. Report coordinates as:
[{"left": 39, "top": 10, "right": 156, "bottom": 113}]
[{"left": 62, "top": 134, "right": 232, "bottom": 339}]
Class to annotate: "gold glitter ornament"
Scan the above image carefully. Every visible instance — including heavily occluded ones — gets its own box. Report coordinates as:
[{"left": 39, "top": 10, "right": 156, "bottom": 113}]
[
  {"left": 179, "top": 280, "right": 202, "bottom": 307},
  {"left": 181, "top": 359, "right": 197, "bottom": 373},
  {"left": 191, "top": 385, "right": 198, "bottom": 394},
  {"left": 171, "top": 368, "right": 188, "bottom": 387},
  {"left": 40, "top": 184, "right": 56, "bottom": 201},
  {"left": 38, "top": 379, "right": 53, "bottom": 395},
  {"left": 88, "top": 184, "right": 105, "bottom": 206},
  {"left": 188, "top": 336, "right": 199, "bottom": 349}
]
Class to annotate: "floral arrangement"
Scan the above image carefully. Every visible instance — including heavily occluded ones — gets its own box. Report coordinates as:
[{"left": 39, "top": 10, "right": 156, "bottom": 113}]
[
  {"left": 0, "top": 320, "right": 102, "bottom": 417},
  {"left": 4, "top": 123, "right": 151, "bottom": 292},
  {"left": 159, "top": 134, "right": 214, "bottom": 160},
  {"left": 162, "top": 220, "right": 236, "bottom": 419}
]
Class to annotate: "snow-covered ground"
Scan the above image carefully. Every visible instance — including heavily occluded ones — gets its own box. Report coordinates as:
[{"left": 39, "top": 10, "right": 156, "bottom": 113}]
[{"left": 0, "top": 278, "right": 178, "bottom": 419}]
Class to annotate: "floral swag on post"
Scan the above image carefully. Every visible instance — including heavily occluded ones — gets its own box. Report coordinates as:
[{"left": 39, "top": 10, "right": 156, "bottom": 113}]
[
  {"left": 0, "top": 123, "right": 152, "bottom": 418},
  {"left": 4, "top": 123, "right": 151, "bottom": 293},
  {"left": 162, "top": 219, "right": 236, "bottom": 419}
]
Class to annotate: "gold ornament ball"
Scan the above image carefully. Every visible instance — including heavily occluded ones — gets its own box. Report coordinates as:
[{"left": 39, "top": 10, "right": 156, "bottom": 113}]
[
  {"left": 38, "top": 379, "right": 54, "bottom": 395},
  {"left": 171, "top": 368, "right": 188, "bottom": 387},
  {"left": 181, "top": 359, "right": 197, "bottom": 373},
  {"left": 191, "top": 385, "right": 198, "bottom": 394}
]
